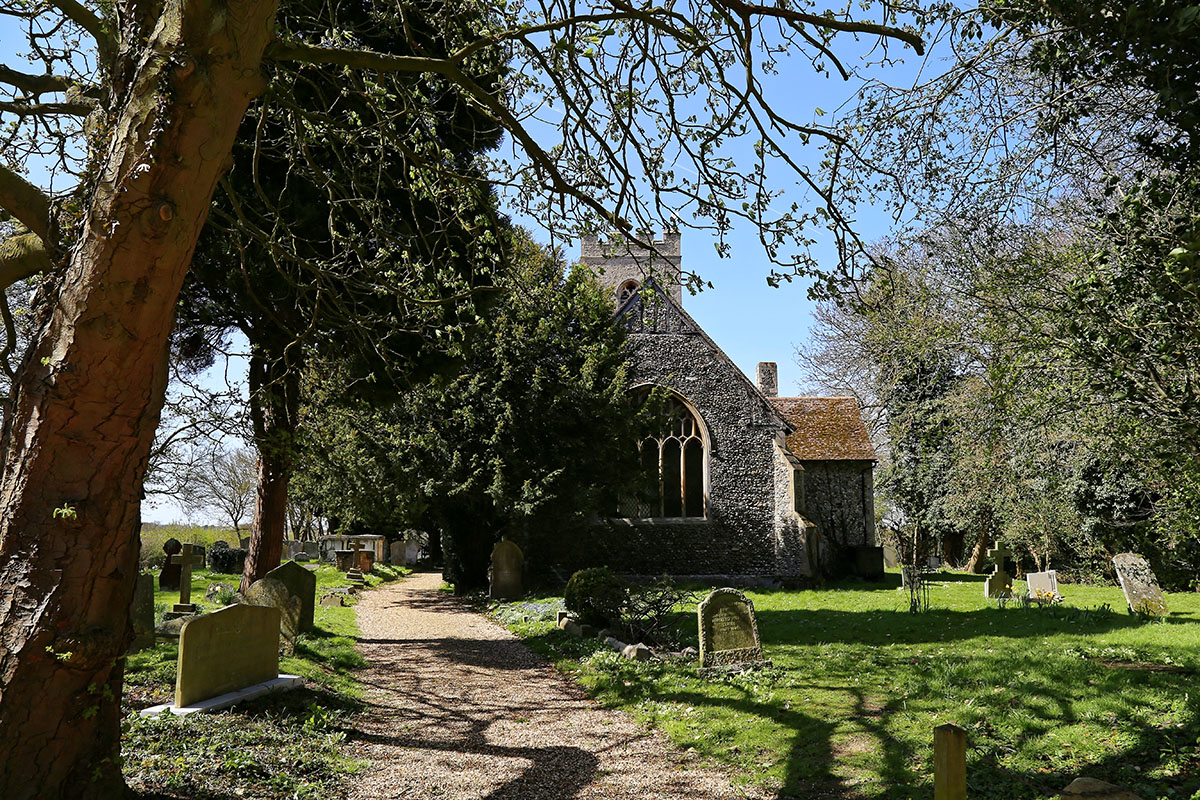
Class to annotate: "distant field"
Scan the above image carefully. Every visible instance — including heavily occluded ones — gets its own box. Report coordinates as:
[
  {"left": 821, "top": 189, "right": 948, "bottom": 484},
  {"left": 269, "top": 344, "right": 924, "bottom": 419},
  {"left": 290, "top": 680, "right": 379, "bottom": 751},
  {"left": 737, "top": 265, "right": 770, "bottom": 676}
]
[{"left": 499, "top": 570, "right": 1200, "bottom": 800}]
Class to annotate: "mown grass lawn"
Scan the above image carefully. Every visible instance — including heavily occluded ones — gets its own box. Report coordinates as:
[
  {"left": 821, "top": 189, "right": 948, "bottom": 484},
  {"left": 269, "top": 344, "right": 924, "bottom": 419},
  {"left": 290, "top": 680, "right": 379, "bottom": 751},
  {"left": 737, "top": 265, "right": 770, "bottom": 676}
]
[
  {"left": 122, "top": 562, "right": 408, "bottom": 799},
  {"left": 499, "top": 570, "right": 1200, "bottom": 800}
]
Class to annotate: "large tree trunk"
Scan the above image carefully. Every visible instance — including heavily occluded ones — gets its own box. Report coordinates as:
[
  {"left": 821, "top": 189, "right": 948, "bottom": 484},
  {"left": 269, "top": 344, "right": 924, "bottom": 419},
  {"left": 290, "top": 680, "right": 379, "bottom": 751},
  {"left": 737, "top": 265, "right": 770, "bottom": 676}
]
[
  {"left": 241, "top": 347, "right": 301, "bottom": 593},
  {"left": 0, "top": 2, "right": 278, "bottom": 797}
]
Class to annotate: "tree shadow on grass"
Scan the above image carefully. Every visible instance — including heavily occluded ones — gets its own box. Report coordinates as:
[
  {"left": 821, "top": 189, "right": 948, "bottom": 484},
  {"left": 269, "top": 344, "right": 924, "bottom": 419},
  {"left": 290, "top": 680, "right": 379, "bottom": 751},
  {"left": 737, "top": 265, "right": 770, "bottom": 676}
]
[{"left": 752, "top": 605, "right": 1155, "bottom": 647}]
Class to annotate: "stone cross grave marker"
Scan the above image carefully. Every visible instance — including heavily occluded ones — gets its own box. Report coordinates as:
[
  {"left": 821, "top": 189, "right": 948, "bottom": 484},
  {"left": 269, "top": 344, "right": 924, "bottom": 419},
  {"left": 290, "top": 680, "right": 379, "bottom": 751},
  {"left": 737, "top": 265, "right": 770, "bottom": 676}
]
[
  {"left": 1026, "top": 570, "right": 1060, "bottom": 601},
  {"left": 1112, "top": 553, "right": 1169, "bottom": 617},
  {"left": 175, "top": 604, "right": 281, "bottom": 708},
  {"left": 265, "top": 560, "right": 316, "bottom": 633},
  {"left": 347, "top": 539, "right": 364, "bottom": 573},
  {"left": 697, "top": 588, "right": 770, "bottom": 670},
  {"left": 489, "top": 537, "right": 524, "bottom": 600},
  {"left": 158, "top": 537, "right": 182, "bottom": 591},
  {"left": 984, "top": 542, "right": 1012, "bottom": 599},
  {"left": 170, "top": 543, "right": 205, "bottom": 614}
]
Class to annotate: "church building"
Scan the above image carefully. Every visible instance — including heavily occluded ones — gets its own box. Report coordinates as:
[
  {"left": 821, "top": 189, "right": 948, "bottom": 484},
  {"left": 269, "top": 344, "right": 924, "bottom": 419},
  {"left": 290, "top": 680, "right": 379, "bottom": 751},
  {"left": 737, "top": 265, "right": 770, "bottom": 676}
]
[{"left": 535, "top": 232, "right": 877, "bottom": 581}]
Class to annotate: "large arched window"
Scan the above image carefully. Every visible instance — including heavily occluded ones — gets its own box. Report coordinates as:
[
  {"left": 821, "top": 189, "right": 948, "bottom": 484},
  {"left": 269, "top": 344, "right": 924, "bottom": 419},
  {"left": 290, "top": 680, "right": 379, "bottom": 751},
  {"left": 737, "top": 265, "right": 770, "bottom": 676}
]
[{"left": 620, "top": 394, "right": 706, "bottom": 518}]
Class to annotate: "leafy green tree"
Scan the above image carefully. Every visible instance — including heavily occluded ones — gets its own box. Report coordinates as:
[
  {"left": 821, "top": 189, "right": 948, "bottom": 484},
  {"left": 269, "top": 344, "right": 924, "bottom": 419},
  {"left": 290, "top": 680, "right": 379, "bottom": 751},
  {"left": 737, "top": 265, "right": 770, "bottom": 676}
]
[
  {"left": 295, "top": 232, "right": 649, "bottom": 591},
  {"left": 175, "top": 0, "right": 508, "bottom": 591}
]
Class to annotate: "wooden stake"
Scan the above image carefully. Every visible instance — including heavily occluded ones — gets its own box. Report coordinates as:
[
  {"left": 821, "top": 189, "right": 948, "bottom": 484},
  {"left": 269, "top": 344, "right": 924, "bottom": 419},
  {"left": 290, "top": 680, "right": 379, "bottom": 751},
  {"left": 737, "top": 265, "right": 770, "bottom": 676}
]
[{"left": 934, "top": 723, "right": 966, "bottom": 800}]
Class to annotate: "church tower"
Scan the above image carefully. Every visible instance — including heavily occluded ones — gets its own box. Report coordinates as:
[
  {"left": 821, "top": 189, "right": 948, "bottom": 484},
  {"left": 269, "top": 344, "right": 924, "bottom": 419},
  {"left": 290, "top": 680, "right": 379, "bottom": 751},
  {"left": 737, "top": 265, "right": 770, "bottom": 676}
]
[{"left": 579, "top": 230, "right": 682, "bottom": 306}]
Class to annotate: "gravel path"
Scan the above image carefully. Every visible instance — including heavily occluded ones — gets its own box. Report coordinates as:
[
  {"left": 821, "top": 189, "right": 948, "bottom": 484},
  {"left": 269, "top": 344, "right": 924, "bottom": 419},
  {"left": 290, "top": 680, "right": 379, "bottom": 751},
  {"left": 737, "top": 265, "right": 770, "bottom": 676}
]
[{"left": 345, "top": 571, "right": 760, "bottom": 800}]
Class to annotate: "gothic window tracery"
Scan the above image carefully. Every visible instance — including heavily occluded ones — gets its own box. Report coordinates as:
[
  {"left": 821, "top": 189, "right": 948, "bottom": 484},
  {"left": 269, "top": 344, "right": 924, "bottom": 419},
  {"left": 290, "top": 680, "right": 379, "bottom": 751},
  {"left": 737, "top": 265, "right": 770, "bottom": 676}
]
[{"left": 619, "top": 393, "right": 706, "bottom": 518}]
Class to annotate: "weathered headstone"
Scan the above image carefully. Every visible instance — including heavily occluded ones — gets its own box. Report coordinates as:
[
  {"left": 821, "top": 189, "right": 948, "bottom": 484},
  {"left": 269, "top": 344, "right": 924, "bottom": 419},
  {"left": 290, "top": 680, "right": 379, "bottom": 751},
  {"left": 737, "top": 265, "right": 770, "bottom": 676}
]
[
  {"left": 697, "top": 588, "right": 769, "bottom": 669},
  {"left": 302, "top": 541, "right": 320, "bottom": 558},
  {"left": 128, "top": 573, "right": 156, "bottom": 653},
  {"left": 1026, "top": 570, "right": 1060, "bottom": 600},
  {"left": 404, "top": 540, "right": 421, "bottom": 564},
  {"left": 158, "top": 537, "right": 182, "bottom": 591},
  {"left": 334, "top": 549, "right": 355, "bottom": 571},
  {"left": 1112, "top": 553, "right": 1169, "bottom": 617},
  {"left": 175, "top": 604, "right": 281, "bottom": 707},
  {"left": 984, "top": 542, "right": 1012, "bottom": 599},
  {"left": 389, "top": 540, "right": 403, "bottom": 564},
  {"left": 245, "top": 577, "right": 303, "bottom": 645},
  {"left": 882, "top": 544, "right": 898, "bottom": 568},
  {"left": 166, "top": 543, "right": 205, "bottom": 616},
  {"left": 489, "top": 537, "right": 524, "bottom": 600},
  {"left": 852, "top": 545, "right": 885, "bottom": 580},
  {"left": 264, "top": 560, "right": 316, "bottom": 633}
]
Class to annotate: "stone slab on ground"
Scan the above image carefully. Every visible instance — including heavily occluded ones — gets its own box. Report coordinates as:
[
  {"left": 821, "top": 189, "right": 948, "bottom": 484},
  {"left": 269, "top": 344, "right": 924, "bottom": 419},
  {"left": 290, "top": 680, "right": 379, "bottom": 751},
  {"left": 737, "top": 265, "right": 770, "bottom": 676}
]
[
  {"left": 140, "top": 675, "right": 303, "bottom": 717},
  {"left": 345, "top": 571, "right": 762, "bottom": 800}
]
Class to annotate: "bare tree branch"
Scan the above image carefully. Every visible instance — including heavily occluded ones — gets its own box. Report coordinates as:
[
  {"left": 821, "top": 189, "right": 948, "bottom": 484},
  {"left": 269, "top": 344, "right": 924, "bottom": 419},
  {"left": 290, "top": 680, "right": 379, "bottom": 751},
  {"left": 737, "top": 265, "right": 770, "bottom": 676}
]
[
  {"left": 0, "top": 163, "right": 51, "bottom": 242},
  {"left": 46, "top": 0, "right": 113, "bottom": 54},
  {"left": 0, "top": 99, "right": 94, "bottom": 116},
  {"left": 0, "top": 65, "right": 96, "bottom": 97},
  {"left": 0, "top": 232, "right": 51, "bottom": 288}
]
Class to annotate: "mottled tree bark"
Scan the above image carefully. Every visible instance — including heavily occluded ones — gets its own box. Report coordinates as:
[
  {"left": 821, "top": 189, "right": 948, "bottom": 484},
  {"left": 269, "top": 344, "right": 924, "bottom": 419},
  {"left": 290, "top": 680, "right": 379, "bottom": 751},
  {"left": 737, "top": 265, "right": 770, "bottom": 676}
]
[
  {"left": 0, "top": 0, "right": 279, "bottom": 796},
  {"left": 964, "top": 530, "right": 990, "bottom": 573},
  {"left": 240, "top": 348, "right": 301, "bottom": 593}
]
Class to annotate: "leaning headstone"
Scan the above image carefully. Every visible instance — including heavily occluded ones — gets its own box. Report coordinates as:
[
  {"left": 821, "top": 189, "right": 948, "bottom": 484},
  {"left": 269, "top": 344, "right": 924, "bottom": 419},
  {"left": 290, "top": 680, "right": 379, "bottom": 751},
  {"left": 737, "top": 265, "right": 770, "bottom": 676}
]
[
  {"left": 158, "top": 537, "right": 183, "bottom": 591},
  {"left": 264, "top": 560, "right": 316, "bottom": 633},
  {"left": 489, "top": 537, "right": 524, "bottom": 600},
  {"left": 128, "top": 573, "right": 156, "bottom": 654},
  {"left": 984, "top": 542, "right": 1012, "bottom": 599},
  {"left": 696, "top": 588, "right": 770, "bottom": 670},
  {"left": 1112, "top": 553, "right": 1169, "bottom": 617},
  {"left": 882, "top": 544, "right": 898, "bottom": 568},
  {"left": 174, "top": 604, "right": 282, "bottom": 707},
  {"left": 245, "top": 577, "right": 303, "bottom": 646},
  {"left": 1027, "top": 570, "right": 1060, "bottom": 600}
]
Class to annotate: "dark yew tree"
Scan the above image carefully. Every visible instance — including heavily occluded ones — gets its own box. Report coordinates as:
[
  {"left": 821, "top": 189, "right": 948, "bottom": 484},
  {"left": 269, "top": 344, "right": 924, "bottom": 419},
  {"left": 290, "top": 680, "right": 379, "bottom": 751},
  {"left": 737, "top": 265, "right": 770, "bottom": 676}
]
[
  {"left": 294, "top": 232, "right": 651, "bottom": 592},
  {"left": 175, "top": 0, "right": 508, "bottom": 592}
]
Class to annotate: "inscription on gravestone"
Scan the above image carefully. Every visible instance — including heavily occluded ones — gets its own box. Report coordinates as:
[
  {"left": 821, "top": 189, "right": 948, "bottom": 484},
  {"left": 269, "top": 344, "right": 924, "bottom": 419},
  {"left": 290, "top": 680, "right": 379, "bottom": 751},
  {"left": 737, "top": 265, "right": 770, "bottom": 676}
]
[
  {"left": 1112, "top": 553, "right": 1169, "bottom": 617},
  {"left": 697, "top": 588, "right": 769, "bottom": 669}
]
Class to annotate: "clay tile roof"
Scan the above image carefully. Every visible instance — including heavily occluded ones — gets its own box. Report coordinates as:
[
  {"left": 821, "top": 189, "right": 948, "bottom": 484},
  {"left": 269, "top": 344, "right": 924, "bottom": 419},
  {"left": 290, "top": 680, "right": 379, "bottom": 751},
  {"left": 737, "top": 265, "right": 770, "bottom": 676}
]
[{"left": 770, "top": 397, "right": 876, "bottom": 461}]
